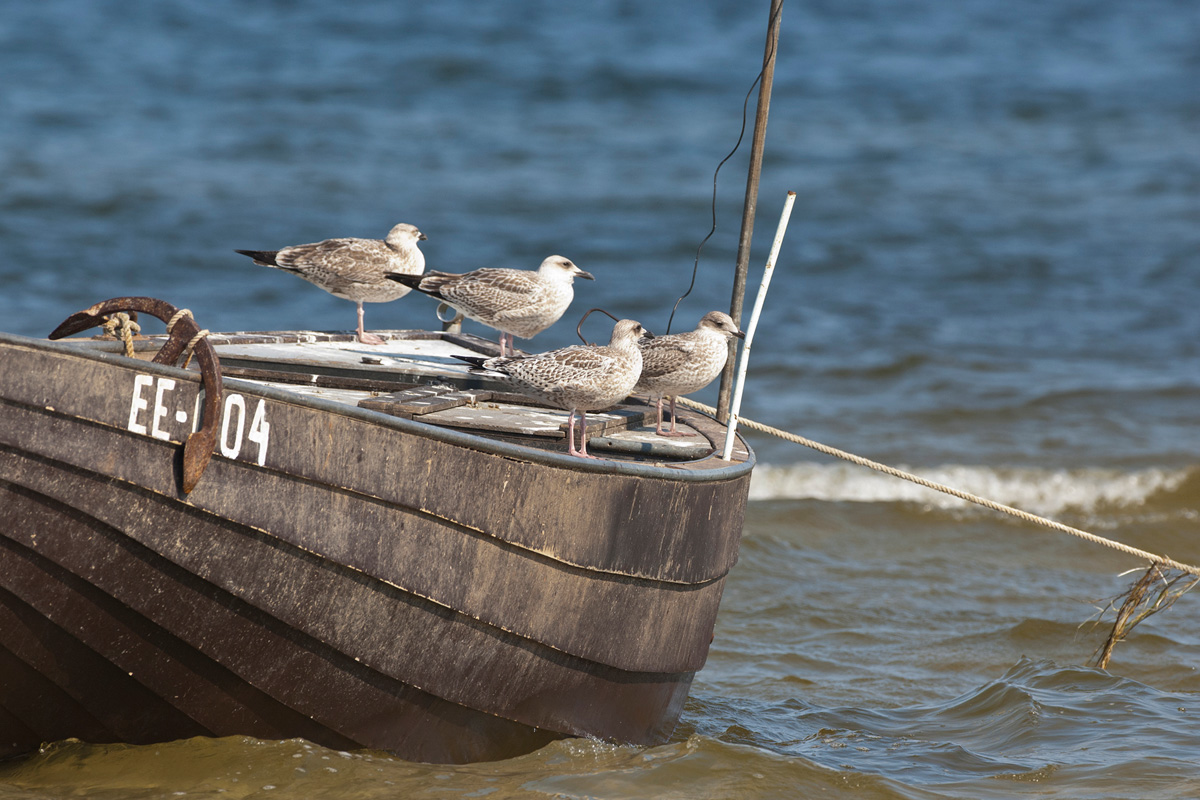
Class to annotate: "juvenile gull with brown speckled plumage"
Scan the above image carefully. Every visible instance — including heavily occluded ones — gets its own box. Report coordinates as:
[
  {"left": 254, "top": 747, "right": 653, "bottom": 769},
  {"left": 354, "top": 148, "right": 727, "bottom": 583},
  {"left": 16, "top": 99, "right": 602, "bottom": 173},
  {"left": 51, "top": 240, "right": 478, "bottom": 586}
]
[
  {"left": 389, "top": 255, "right": 593, "bottom": 356},
  {"left": 634, "top": 310, "right": 745, "bottom": 436},
  {"left": 236, "top": 222, "right": 426, "bottom": 345},
  {"left": 456, "top": 318, "right": 651, "bottom": 459}
]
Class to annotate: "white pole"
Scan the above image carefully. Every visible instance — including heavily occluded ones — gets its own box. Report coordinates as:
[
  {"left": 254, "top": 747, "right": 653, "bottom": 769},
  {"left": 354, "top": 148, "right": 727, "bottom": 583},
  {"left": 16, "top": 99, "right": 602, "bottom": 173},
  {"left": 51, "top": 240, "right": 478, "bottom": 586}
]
[{"left": 721, "top": 191, "right": 796, "bottom": 460}]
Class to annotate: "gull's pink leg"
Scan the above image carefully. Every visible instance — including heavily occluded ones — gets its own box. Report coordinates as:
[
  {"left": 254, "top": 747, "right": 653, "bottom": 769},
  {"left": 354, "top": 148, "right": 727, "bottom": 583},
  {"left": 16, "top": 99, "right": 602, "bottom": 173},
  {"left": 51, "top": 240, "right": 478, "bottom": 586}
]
[
  {"left": 498, "top": 332, "right": 514, "bottom": 357},
  {"left": 356, "top": 301, "right": 384, "bottom": 345},
  {"left": 575, "top": 410, "right": 601, "bottom": 459},
  {"left": 654, "top": 396, "right": 667, "bottom": 435},
  {"left": 565, "top": 410, "right": 601, "bottom": 459},
  {"left": 656, "top": 396, "right": 697, "bottom": 437},
  {"left": 566, "top": 410, "right": 579, "bottom": 456}
]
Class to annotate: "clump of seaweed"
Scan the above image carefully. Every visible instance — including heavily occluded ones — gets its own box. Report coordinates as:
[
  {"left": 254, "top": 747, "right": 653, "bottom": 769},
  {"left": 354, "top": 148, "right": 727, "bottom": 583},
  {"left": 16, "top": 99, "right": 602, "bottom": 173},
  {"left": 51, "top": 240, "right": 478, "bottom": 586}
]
[{"left": 1088, "top": 564, "right": 1200, "bottom": 670}]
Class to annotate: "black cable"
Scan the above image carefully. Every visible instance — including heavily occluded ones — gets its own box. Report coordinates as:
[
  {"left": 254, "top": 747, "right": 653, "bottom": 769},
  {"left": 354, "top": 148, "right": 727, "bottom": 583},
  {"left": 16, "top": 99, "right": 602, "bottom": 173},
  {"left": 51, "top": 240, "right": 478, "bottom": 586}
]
[{"left": 665, "top": 0, "right": 784, "bottom": 335}]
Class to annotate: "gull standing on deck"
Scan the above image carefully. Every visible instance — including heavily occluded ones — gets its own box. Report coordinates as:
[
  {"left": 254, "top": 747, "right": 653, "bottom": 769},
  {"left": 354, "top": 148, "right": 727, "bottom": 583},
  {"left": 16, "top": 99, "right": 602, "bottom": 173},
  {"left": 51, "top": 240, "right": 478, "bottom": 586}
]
[
  {"left": 388, "top": 256, "right": 593, "bottom": 356},
  {"left": 235, "top": 222, "right": 427, "bottom": 345},
  {"left": 456, "top": 319, "right": 650, "bottom": 459},
  {"left": 634, "top": 310, "right": 745, "bottom": 437}
]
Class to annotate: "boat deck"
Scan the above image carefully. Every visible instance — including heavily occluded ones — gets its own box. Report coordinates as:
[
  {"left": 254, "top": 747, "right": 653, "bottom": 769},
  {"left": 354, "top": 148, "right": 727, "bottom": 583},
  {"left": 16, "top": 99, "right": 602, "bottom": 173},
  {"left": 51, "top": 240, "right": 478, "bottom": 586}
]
[{"left": 59, "top": 328, "right": 750, "bottom": 464}]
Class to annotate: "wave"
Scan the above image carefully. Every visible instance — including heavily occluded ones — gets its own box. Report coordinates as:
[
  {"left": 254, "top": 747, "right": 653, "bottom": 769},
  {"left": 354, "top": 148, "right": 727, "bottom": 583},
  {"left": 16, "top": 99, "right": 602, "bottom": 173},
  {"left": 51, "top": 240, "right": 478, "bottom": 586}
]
[{"left": 748, "top": 461, "right": 1198, "bottom": 517}]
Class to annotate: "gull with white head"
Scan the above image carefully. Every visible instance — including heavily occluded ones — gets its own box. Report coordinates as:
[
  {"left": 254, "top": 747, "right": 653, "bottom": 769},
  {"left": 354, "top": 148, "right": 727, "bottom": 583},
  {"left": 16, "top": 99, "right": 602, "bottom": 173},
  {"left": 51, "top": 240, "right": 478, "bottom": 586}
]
[
  {"left": 634, "top": 310, "right": 745, "bottom": 436},
  {"left": 236, "top": 222, "right": 427, "bottom": 345},
  {"left": 457, "top": 318, "right": 650, "bottom": 459},
  {"left": 390, "top": 255, "right": 593, "bottom": 356}
]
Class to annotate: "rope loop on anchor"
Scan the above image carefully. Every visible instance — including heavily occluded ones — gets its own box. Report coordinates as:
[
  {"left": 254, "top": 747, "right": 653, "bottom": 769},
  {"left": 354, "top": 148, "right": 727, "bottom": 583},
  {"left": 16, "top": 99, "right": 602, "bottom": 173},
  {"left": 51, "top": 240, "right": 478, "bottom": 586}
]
[
  {"left": 166, "top": 308, "right": 194, "bottom": 333},
  {"left": 101, "top": 312, "right": 141, "bottom": 357},
  {"left": 181, "top": 328, "right": 210, "bottom": 370}
]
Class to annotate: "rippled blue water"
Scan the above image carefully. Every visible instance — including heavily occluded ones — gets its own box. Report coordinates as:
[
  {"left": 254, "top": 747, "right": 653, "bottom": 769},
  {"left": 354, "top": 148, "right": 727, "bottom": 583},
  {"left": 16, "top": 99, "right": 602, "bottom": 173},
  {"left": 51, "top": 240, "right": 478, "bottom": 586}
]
[{"left": 2, "top": 0, "right": 1199, "bottom": 797}]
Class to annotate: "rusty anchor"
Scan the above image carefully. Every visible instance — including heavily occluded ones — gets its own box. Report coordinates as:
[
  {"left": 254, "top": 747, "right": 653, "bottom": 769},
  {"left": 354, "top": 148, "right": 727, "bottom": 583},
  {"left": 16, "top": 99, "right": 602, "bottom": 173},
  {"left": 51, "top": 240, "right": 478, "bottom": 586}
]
[{"left": 49, "top": 297, "right": 224, "bottom": 494}]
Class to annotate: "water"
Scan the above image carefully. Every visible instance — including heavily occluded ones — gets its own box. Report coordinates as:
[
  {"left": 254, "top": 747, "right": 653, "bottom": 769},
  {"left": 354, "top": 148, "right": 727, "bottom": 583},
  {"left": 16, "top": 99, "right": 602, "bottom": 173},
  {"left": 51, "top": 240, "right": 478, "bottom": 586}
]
[{"left": 2, "top": 0, "right": 1199, "bottom": 797}]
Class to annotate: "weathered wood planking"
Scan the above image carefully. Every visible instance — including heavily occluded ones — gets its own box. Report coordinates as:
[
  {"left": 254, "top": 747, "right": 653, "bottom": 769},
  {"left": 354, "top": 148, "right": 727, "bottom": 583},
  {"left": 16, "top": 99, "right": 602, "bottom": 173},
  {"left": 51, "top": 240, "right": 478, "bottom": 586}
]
[
  {"left": 2, "top": 341, "right": 749, "bottom": 585},
  {"left": 0, "top": 483, "right": 563, "bottom": 763}
]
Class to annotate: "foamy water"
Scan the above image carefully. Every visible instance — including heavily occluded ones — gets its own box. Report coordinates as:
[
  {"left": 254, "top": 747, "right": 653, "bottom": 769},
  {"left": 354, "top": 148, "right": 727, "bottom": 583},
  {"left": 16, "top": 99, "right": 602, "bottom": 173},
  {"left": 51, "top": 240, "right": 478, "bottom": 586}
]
[{"left": 749, "top": 461, "right": 1196, "bottom": 516}]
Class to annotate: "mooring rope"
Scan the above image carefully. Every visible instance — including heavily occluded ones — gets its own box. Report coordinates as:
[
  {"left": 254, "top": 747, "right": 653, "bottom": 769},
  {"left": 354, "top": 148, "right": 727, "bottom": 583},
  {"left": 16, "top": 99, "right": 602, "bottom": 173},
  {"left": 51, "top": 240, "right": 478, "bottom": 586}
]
[
  {"left": 181, "top": 328, "right": 210, "bottom": 370},
  {"left": 676, "top": 396, "right": 1200, "bottom": 576},
  {"left": 162, "top": 308, "right": 209, "bottom": 368},
  {"left": 166, "top": 308, "right": 194, "bottom": 333},
  {"left": 101, "top": 312, "right": 141, "bottom": 358}
]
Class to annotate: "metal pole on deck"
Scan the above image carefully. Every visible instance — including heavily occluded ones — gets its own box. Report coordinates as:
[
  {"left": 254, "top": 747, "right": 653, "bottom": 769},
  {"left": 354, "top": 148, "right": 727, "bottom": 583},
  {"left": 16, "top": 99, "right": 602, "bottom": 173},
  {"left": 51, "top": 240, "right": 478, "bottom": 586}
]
[
  {"left": 718, "top": 0, "right": 784, "bottom": 422},
  {"left": 722, "top": 192, "right": 795, "bottom": 460}
]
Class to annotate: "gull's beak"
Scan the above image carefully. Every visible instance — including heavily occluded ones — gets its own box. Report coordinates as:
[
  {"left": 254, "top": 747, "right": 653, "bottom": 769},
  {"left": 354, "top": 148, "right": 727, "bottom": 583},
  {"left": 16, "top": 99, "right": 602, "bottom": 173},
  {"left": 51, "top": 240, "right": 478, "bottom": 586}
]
[
  {"left": 575, "top": 268, "right": 595, "bottom": 280},
  {"left": 419, "top": 232, "right": 428, "bottom": 241},
  {"left": 733, "top": 329, "right": 746, "bottom": 339}
]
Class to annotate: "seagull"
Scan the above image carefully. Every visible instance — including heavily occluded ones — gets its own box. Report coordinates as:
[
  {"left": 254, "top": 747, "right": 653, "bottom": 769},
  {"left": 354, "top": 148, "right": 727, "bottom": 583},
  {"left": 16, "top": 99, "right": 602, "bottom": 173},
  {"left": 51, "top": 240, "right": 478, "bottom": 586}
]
[
  {"left": 634, "top": 310, "right": 744, "bottom": 437},
  {"left": 388, "top": 255, "right": 593, "bottom": 356},
  {"left": 235, "top": 222, "right": 427, "bottom": 345},
  {"left": 456, "top": 318, "right": 650, "bottom": 459}
]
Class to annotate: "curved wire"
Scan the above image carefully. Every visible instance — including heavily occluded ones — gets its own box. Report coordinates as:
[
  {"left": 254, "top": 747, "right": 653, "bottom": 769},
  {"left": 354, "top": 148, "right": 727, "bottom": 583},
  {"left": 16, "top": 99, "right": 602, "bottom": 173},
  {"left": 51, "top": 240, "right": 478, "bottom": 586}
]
[
  {"left": 575, "top": 307, "right": 621, "bottom": 345},
  {"left": 665, "top": 0, "right": 785, "bottom": 335}
]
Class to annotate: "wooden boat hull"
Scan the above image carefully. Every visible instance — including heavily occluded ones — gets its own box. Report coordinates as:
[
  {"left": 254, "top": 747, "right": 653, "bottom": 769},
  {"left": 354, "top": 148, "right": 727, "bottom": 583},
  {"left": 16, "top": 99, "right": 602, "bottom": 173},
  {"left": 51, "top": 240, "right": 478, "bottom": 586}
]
[{"left": 0, "top": 331, "right": 753, "bottom": 763}]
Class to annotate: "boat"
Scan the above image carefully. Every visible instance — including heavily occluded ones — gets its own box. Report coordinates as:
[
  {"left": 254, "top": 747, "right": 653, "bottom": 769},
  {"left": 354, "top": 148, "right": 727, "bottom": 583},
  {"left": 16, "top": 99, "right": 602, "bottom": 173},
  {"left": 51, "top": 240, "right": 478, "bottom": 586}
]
[
  {"left": 1, "top": 0, "right": 785, "bottom": 762},
  {"left": 0, "top": 295, "right": 754, "bottom": 763}
]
